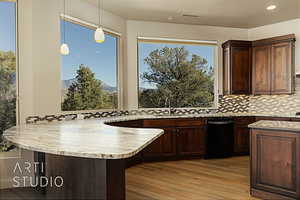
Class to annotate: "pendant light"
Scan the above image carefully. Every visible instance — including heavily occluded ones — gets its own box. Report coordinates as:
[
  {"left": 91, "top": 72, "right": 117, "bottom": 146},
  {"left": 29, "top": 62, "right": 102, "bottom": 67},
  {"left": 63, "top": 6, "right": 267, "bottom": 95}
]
[
  {"left": 60, "top": 0, "right": 70, "bottom": 55},
  {"left": 94, "top": 0, "right": 105, "bottom": 43}
]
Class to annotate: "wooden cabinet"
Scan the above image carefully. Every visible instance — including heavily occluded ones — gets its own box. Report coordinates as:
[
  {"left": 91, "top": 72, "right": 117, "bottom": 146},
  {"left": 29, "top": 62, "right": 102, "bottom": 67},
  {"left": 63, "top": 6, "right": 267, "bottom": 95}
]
[
  {"left": 252, "top": 45, "right": 272, "bottom": 94},
  {"left": 250, "top": 129, "right": 300, "bottom": 199},
  {"left": 223, "top": 34, "right": 296, "bottom": 95},
  {"left": 177, "top": 126, "right": 206, "bottom": 158},
  {"left": 108, "top": 120, "right": 143, "bottom": 128},
  {"left": 233, "top": 117, "right": 255, "bottom": 155},
  {"left": 271, "top": 42, "right": 294, "bottom": 94},
  {"left": 142, "top": 119, "right": 206, "bottom": 161},
  {"left": 142, "top": 128, "right": 177, "bottom": 161},
  {"left": 252, "top": 34, "right": 296, "bottom": 95},
  {"left": 222, "top": 41, "right": 252, "bottom": 95}
]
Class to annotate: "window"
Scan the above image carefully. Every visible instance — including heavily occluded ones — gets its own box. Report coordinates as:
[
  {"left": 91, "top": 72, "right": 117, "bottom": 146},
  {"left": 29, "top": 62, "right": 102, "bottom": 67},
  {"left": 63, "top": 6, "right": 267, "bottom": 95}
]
[
  {"left": 61, "top": 18, "right": 119, "bottom": 111},
  {"left": 138, "top": 38, "right": 217, "bottom": 109},
  {"left": 0, "top": 0, "right": 17, "bottom": 151}
]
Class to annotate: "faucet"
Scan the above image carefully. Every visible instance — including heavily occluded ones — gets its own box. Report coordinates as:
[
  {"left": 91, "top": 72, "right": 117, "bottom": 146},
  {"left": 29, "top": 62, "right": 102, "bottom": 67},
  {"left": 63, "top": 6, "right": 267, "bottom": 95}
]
[{"left": 168, "top": 98, "right": 176, "bottom": 115}]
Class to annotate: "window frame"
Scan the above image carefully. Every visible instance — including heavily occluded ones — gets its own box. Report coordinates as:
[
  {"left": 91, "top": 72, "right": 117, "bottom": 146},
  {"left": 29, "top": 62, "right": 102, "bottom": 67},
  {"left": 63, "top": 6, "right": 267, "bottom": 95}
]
[
  {"left": 0, "top": 0, "right": 19, "bottom": 124},
  {"left": 60, "top": 15, "right": 122, "bottom": 113},
  {"left": 137, "top": 37, "right": 219, "bottom": 110}
]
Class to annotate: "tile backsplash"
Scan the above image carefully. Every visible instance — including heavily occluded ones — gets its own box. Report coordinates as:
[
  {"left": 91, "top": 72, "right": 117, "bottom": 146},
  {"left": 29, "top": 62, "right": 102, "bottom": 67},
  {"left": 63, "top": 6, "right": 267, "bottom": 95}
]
[{"left": 219, "top": 77, "right": 300, "bottom": 114}]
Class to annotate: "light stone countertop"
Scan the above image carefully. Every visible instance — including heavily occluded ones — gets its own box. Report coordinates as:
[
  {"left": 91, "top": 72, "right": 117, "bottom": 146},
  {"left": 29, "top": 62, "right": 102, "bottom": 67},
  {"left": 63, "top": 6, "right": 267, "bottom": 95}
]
[
  {"left": 3, "top": 118, "right": 164, "bottom": 159},
  {"left": 4, "top": 112, "right": 300, "bottom": 159},
  {"left": 249, "top": 120, "right": 300, "bottom": 133}
]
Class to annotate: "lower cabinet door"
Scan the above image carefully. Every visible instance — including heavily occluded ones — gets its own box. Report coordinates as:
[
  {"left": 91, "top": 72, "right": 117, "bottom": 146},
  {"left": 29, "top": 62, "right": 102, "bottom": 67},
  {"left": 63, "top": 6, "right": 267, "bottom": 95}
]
[
  {"left": 142, "top": 128, "right": 177, "bottom": 161},
  {"left": 177, "top": 126, "right": 206, "bottom": 158},
  {"left": 234, "top": 125, "right": 250, "bottom": 155},
  {"left": 251, "top": 129, "right": 300, "bottom": 199}
]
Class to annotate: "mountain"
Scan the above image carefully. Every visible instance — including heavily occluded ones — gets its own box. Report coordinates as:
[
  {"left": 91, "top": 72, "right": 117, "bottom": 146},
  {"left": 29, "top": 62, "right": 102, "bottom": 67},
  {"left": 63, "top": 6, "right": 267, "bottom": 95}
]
[
  {"left": 102, "top": 82, "right": 117, "bottom": 92},
  {"left": 62, "top": 78, "right": 76, "bottom": 89},
  {"left": 62, "top": 78, "right": 117, "bottom": 93}
]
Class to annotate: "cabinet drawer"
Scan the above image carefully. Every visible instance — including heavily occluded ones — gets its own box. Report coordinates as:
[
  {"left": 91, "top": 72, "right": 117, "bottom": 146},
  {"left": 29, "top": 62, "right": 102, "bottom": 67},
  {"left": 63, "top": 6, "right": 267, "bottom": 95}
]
[
  {"left": 234, "top": 117, "right": 256, "bottom": 125},
  {"left": 175, "top": 119, "right": 206, "bottom": 127}
]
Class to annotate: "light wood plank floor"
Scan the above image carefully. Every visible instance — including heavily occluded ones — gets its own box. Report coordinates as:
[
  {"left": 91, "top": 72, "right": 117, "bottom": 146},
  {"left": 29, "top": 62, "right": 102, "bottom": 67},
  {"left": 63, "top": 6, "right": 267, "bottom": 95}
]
[
  {"left": 0, "top": 156, "right": 259, "bottom": 200},
  {"left": 126, "top": 156, "right": 260, "bottom": 200}
]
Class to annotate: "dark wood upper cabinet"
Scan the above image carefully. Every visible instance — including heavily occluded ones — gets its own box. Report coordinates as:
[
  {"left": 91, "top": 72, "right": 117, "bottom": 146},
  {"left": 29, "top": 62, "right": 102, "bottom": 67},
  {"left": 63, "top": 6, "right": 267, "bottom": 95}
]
[
  {"left": 222, "top": 40, "right": 252, "bottom": 95},
  {"left": 252, "top": 45, "right": 272, "bottom": 94},
  {"left": 271, "top": 42, "right": 294, "bottom": 94},
  {"left": 223, "top": 34, "right": 296, "bottom": 95},
  {"left": 252, "top": 34, "right": 296, "bottom": 95}
]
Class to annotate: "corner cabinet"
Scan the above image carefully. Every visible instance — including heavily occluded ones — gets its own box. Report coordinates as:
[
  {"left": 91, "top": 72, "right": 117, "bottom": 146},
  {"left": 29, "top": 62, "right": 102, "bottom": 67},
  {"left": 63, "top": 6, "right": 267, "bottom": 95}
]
[
  {"left": 252, "top": 34, "right": 296, "bottom": 95},
  {"left": 222, "top": 34, "right": 296, "bottom": 95},
  {"left": 222, "top": 41, "right": 252, "bottom": 95}
]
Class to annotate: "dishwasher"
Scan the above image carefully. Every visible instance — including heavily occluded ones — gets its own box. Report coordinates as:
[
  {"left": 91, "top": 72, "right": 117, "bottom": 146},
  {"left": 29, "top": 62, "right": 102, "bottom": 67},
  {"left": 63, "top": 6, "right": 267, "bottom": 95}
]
[{"left": 205, "top": 117, "right": 234, "bottom": 159}]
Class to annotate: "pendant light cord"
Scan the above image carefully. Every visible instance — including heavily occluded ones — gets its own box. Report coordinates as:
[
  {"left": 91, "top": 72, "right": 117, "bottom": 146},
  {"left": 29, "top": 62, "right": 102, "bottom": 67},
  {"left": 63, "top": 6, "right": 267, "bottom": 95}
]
[
  {"left": 63, "top": 0, "right": 66, "bottom": 43},
  {"left": 101, "top": 0, "right": 103, "bottom": 26},
  {"left": 98, "top": 0, "right": 101, "bottom": 27}
]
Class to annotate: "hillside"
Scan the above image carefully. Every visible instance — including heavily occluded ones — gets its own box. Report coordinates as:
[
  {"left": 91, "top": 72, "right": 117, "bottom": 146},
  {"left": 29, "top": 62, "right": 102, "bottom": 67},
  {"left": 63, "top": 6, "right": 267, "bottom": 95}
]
[{"left": 62, "top": 78, "right": 117, "bottom": 93}]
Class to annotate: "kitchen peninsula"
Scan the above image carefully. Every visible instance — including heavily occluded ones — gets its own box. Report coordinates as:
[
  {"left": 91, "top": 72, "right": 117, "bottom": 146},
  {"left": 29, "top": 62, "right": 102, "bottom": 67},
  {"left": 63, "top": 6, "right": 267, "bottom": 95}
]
[{"left": 3, "top": 119, "right": 164, "bottom": 200}]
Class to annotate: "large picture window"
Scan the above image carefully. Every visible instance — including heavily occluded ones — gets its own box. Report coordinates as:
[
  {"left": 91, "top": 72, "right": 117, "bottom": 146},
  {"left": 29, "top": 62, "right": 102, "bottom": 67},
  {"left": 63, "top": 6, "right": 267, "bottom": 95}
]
[
  {"left": 0, "top": 0, "right": 17, "bottom": 151},
  {"left": 138, "top": 38, "right": 217, "bottom": 109},
  {"left": 61, "top": 18, "right": 119, "bottom": 111}
]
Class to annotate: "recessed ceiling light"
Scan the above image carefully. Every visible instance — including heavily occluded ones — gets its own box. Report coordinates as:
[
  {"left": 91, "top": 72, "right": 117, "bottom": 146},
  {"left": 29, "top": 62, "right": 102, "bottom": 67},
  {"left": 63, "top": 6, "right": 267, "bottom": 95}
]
[
  {"left": 168, "top": 16, "right": 173, "bottom": 20},
  {"left": 266, "top": 5, "right": 276, "bottom": 10}
]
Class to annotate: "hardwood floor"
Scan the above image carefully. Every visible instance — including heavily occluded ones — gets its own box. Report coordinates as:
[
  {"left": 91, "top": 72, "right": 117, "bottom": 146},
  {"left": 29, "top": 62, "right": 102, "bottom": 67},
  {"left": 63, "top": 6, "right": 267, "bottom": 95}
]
[
  {"left": 0, "top": 156, "right": 259, "bottom": 200},
  {"left": 126, "top": 156, "right": 259, "bottom": 200}
]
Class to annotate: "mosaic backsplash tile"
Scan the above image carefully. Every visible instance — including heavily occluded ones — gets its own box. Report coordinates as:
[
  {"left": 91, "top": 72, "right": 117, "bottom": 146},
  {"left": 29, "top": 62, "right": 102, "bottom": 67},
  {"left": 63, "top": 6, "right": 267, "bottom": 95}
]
[
  {"left": 221, "top": 77, "right": 300, "bottom": 115},
  {"left": 217, "top": 95, "right": 250, "bottom": 113}
]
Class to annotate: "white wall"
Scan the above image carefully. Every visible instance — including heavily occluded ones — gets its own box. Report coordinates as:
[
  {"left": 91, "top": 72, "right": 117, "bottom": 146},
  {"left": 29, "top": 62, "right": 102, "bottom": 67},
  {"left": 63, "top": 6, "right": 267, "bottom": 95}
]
[
  {"left": 248, "top": 18, "right": 300, "bottom": 73},
  {"left": 125, "top": 20, "right": 249, "bottom": 109}
]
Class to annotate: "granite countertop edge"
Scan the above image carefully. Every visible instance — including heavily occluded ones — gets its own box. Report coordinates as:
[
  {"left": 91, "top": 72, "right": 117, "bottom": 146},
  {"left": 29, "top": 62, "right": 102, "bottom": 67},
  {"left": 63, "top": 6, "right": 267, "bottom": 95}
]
[{"left": 248, "top": 120, "right": 300, "bottom": 133}]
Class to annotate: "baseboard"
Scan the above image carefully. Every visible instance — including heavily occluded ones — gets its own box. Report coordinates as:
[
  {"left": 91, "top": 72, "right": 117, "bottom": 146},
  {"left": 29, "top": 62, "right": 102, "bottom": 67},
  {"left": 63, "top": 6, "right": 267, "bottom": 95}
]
[{"left": 251, "top": 188, "right": 296, "bottom": 200}]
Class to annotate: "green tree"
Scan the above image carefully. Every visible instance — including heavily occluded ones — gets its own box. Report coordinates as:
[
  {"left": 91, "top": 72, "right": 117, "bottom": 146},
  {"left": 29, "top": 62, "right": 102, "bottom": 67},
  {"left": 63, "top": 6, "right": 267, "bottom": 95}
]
[
  {"left": 139, "top": 47, "right": 214, "bottom": 108},
  {"left": 62, "top": 65, "right": 115, "bottom": 111},
  {"left": 0, "top": 51, "right": 16, "bottom": 150}
]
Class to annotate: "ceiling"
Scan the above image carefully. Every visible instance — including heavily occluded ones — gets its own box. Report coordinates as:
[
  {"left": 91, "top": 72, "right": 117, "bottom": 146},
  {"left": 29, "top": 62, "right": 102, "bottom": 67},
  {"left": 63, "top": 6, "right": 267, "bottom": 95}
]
[{"left": 86, "top": 0, "right": 300, "bottom": 28}]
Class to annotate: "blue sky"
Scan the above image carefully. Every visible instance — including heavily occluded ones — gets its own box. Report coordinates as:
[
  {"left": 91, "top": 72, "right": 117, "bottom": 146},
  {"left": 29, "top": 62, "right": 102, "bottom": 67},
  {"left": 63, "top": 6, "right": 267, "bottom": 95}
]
[
  {"left": 139, "top": 43, "right": 215, "bottom": 89},
  {"left": 61, "top": 20, "right": 117, "bottom": 87},
  {"left": 0, "top": 2, "right": 16, "bottom": 52}
]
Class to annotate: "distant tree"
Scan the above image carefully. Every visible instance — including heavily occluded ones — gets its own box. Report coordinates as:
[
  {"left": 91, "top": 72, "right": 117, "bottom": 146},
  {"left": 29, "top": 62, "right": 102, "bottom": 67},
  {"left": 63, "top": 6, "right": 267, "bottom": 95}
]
[
  {"left": 139, "top": 47, "right": 214, "bottom": 108},
  {"left": 0, "top": 51, "right": 16, "bottom": 99},
  {"left": 0, "top": 51, "right": 16, "bottom": 148},
  {"left": 62, "top": 65, "right": 116, "bottom": 111}
]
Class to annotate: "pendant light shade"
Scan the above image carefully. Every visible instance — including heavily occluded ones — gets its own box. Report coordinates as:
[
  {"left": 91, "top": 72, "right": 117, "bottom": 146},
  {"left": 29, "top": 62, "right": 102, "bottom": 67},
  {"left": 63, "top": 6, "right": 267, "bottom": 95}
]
[
  {"left": 95, "top": 0, "right": 105, "bottom": 43},
  {"left": 60, "top": 43, "right": 70, "bottom": 55},
  {"left": 61, "top": 0, "right": 70, "bottom": 55},
  {"left": 94, "top": 27, "right": 105, "bottom": 43}
]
